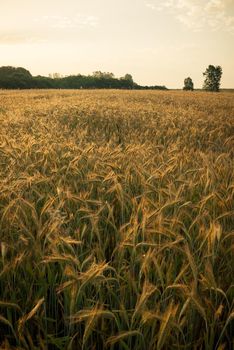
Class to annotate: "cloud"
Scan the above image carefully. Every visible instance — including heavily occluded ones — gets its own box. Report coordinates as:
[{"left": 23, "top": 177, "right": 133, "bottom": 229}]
[
  {"left": 145, "top": 0, "right": 234, "bottom": 34},
  {"left": 0, "top": 13, "right": 99, "bottom": 45},
  {"left": 35, "top": 14, "right": 99, "bottom": 29},
  {"left": 145, "top": 3, "right": 157, "bottom": 10},
  {"left": 0, "top": 33, "right": 47, "bottom": 45}
]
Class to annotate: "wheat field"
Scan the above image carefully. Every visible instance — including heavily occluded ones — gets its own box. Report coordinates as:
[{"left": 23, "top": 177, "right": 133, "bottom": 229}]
[{"left": 0, "top": 89, "right": 233, "bottom": 349}]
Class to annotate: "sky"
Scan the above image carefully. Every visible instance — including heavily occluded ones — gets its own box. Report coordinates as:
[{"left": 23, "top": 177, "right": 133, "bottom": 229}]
[{"left": 0, "top": 0, "right": 234, "bottom": 88}]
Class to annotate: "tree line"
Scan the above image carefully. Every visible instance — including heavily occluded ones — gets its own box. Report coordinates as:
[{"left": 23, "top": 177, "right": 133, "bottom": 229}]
[
  {"left": 183, "top": 65, "right": 223, "bottom": 92},
  {"left": 0, "top": 65, "right": 223, "bottom": 91},
  {"left": 0, "top": 66, "right": 167, "bottom": 90}
]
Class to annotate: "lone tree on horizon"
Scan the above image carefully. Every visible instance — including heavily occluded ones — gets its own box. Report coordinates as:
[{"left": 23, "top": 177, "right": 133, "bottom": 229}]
[
  {"left": 183, "top": 77, "right": 194, "bottom": 91},
  {"left": 203, "top": 65, "right": 222, "bottom": 92}
]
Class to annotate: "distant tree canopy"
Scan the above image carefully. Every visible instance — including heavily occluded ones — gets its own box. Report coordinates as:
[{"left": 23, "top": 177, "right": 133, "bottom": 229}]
[
  {"left": 92, "top": 71, "right": 115, "bottom": 79},
  {"left": 0, "top": 66, "right": 33, "bottom": 89},
  {"left": 203, "top": 65, "right": 222, "bottom": 92},
  {"left": 183, "top": 77, "right": 194, "bottom": 91},
  {"left": 49, "top": 72, "right": 63, "bottom": 79},
  {"left": 0, "top": 66, "right": 168, "bottom": 90}
]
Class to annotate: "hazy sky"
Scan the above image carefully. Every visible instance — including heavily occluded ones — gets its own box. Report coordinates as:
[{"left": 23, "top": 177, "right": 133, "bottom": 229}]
[{"left": 0, "top": 0, "right": 234, "bottom": 88}]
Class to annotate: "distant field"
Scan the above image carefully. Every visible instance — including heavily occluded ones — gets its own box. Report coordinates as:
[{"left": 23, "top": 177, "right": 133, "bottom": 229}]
[
  {"left": 220, "top": 89, "right": 234, "bottom": 93},
  {"left": 0, "top": 90, "right": 233, "bottom": 349}
]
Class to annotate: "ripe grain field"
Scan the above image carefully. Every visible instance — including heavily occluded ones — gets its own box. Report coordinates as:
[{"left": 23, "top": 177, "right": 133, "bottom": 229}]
[{"left": 0, "top": 89, "right": 233, "bottom": 350}]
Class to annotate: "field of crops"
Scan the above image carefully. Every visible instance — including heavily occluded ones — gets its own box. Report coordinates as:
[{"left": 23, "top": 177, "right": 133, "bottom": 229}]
[{"left": 0, "top": 89, "right": 233, "bottom": 349}]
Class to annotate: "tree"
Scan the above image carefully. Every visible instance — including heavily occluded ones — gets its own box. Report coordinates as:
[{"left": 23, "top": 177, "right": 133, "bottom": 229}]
[
  {"left": 123, "top": 74, "right": 133, "bottom": 82},
  {"left": 120, "top": 74, "right": 134, "bottom": 89},
  {"left": 183, "top": 77, "right": 194, "bottom": 91},
  {"left": 0, "top": 66, "right": 33, "bottom": 89},
  {"left": 49, "top": 73, "right": 63, "bottom": 79},
  {"left": 92, "top": 71, "right": 115, "bottom": 79},
  {"left": 203, "top": 65, "right": 222, "bottom": 92}
]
